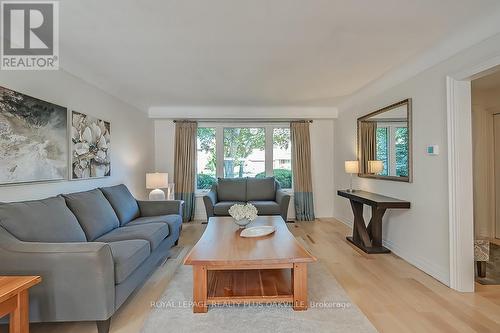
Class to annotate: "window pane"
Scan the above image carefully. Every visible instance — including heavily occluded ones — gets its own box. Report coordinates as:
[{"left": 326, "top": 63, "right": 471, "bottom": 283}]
[
  {"left": 223, "top": 128, "right": 265, "bottom": 178},
  {"left": 197, "top": 128, "right": 217, "bottom": 189},
  {"left": 395, "top": 127, "right": 409, "bottom": 177},
  {"left": 376, "top": 127, "right": 389, "bottom": 176},
  {"left": 271, "top": 128, "right": 292, "bottom": 188}
]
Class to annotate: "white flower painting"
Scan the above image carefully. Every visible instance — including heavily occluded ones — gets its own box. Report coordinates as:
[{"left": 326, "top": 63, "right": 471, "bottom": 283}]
[
  {"left": 71, "top": 111, "right": 111, "bottom": 179},
  {"left": 0, "top": 86, "right": 68, "bottom": 184}
]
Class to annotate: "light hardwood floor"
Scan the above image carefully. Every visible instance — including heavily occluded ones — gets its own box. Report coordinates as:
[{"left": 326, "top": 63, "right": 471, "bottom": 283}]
[{"left": 2, "top": 218, "right": 500, "bottom": 333}]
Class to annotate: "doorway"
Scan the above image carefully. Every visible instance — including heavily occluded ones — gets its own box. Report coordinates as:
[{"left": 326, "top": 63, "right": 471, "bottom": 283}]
[
  {"left": 447, "top": 57, "right": 500, "bottom": 292},
  {"left": 471, "top": 69, "right": 500, "bottom": 284},
  {"left": 495, "top": 114, "right": 500, "bottom": 239}
]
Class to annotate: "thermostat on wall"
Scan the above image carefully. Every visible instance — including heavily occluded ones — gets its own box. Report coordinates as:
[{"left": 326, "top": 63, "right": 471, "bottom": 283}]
[{"left": 427, "top": 145, "right": 439, "bottom": 155}]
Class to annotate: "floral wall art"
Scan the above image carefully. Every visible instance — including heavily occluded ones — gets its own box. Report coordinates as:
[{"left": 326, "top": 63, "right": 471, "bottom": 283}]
[
  {"left": 71, "top": 111, "right": 111, "bottom": 179},
  {"left": 0, "top": 86, "right": 68, "bottom": 184}
]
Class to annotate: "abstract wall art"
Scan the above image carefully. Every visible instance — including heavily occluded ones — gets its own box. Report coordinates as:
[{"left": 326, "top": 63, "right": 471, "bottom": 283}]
[
  {"left": 71, "top": 111, "right": 111, "bottom": 179},
  {"left": 0, "top": 86, "right": 68, "bottom": 184}
]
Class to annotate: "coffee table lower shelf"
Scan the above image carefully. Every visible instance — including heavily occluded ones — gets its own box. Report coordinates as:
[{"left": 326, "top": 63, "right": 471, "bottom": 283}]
[{"left": 191, "top": 264, "right": 308, "bottom": 313}]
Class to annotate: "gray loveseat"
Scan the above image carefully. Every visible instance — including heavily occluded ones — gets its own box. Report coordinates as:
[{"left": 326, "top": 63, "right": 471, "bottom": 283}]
[
  {"left": 0, "top": 184, "right": 182, "bottom": 333},
  {"left": 203, "top": 177, "right": 291, "bottom": 221}
]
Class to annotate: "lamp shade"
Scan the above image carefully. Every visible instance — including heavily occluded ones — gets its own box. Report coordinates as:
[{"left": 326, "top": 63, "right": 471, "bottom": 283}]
[
  {"left": 146, "top": 173, "right": 168, "bottom": 189},
  {"left": 368, "top": 160, "right": 384, "bottom": 174},
  {"left": 345, "top": 161, "right": 359, "bottom": 174}
]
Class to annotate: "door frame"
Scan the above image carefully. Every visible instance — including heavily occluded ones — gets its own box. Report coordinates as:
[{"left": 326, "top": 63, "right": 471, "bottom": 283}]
[
  {"left": 447, "top": 55, "right": 500, "bottom": 292},
  {"left": 495, "top": 114, "right": 500, "bottom": 239}
]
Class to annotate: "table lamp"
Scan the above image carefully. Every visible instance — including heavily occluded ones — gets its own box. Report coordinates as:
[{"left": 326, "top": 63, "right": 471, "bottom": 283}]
[
  {"left": 146, "top": 172, "right": 168, "bottom": 200},
  {"left": 344, "top": 161, "right": 359, "bottom": 193},
  {"left": 368, "top": 160, "right": 384, "bottom": 174}
]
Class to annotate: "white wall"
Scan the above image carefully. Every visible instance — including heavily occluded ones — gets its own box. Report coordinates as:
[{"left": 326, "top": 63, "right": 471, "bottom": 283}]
[
  {"left": 333, "top": 32, "right": 500, "bottom": 285},
  {"left": 0, "top": 70, "right": 154, "bottom": 202},
  {"left": 154, "top": 118, "right": 335, "bottom": 220}
]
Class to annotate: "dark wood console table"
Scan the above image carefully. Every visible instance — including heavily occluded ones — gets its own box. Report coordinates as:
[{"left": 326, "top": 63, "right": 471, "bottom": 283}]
[{"left": 337, "top": 190, "right": 410, "bottom": 254}]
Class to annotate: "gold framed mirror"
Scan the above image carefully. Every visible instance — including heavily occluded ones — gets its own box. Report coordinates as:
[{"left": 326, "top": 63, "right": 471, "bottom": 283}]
[{"left": 357, "top": 99, "right": 412, "bottom": 182}]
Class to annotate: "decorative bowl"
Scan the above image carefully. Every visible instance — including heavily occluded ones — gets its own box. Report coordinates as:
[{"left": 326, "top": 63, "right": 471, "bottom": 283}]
[
  {"left": 228, "top": 203, "right": 258, "bottom": 228},
  {"left": 234, "top": 218, "right": 252, "bottom": 228}
]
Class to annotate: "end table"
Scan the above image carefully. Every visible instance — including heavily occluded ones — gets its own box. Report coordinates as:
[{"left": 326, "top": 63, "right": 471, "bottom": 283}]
[{"left": 0, "top": 276, "right": 41, "bottom": 333}]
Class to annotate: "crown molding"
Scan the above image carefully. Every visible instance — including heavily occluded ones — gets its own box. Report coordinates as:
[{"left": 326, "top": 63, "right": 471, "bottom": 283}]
[{"left": 148, "top": 106, "right": 338, "bottom": 119}]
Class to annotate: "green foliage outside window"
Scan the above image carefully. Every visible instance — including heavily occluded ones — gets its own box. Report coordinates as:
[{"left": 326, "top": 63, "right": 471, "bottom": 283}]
[
  {"left": 223, "top": 128, "right": 265, "bottom": 178},
  {"left": 197, "top": 173, "right": 217, "bottom": 189},
  {"left": 197, "top": 127, "right": 292, "bottom": 188},
  {"left": 395, "top": 127, "right": 408, "bottom": 177},
  {"left": 376, "top": 127, "right": 389, "bottom": 176},
  {"left": 197, "top": 128, "right": 216, "bottom": 189},
  {"left": 256, "top": 169, "right": 292, "bottom": 189}
]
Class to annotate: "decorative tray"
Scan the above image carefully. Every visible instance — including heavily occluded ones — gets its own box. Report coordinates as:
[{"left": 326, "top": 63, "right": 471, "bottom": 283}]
[{"left": 240, "top": 226, "right": 276, "bottom": 238}]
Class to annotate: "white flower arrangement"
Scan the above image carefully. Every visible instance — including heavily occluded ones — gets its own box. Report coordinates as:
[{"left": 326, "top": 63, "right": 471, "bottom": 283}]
[
  {"left": 228, "top": 203, "right": 258, "bottom": 222},
  {"left": 71, "top": 111, "right": 111, "bottom": 179}
]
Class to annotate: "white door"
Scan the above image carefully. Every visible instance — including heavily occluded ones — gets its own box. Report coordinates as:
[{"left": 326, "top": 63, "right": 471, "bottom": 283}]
[{"left": 495, "top": 114, "right": 500, "bottom": 238}]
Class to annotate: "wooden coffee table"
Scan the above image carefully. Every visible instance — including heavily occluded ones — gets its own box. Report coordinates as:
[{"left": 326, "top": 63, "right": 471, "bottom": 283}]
[
  {"left": 184, "top": 216, "right": 316, "bottom": 313},
  {"left": 0, "top": 276, "right": 41, "bottom": 333}
]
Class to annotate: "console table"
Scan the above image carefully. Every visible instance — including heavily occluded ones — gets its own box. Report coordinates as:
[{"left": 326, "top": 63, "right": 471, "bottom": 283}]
[
  {"left": 0, "top": 276, "right": 41, "bottom": 333},
  {"left": 337, "top": 190, "right": 410, "bottom": 254}
]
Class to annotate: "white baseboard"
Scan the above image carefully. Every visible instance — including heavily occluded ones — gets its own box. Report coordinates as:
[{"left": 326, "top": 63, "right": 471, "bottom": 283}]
[
  {"left": 382, "top": 238, "right": 449, "bottom": 286},
  {"left": 333, "top": 215, "right": 450, "bottom": 286},
  {"left": 335, "top": 215, "right": 353, "bottom": 227}
]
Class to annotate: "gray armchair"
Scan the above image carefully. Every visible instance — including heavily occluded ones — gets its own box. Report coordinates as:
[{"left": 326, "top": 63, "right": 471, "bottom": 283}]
[{"left": 203, "top": 177, "right": 291, "bottom": 221}]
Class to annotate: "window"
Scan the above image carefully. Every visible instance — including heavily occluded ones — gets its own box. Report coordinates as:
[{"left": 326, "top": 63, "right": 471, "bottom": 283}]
[
  {"left": 196, "top": 128, "right": 217, "bottom": 189},
  {"left": 223, "top": 128, "right": 265, "bottom": 178},
  {"left": 272, "top": 128, "right": 292, "bottom": 188},
  {"left": 375, "top": 123, "right": 408, "bottom": 177},
  {"left": 395, "top": 127, "right": 409, "bottom": 177},
  {"left": 376, "top": 127, "right": 389, "bottom": 176},
  {"left": 196, "top": 124, "right": 292, "bottom": 191}
]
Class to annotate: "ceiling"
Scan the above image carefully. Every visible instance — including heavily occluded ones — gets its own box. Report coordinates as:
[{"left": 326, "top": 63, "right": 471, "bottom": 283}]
[{"left": 59, "top": 0, "right": 500, "bottom": 112}]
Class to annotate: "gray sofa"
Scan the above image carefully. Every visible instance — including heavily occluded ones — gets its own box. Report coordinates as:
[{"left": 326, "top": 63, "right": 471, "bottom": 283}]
[
  {"left": 0, "top": 184, "right": 182, "bottom": 333},
  {"left": 203, "top": 177, "right": 291, "bottom": 221}
]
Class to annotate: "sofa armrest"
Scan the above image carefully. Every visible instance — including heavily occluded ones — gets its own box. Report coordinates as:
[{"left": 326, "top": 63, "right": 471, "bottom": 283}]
[
  {"left": 203, "top": 188, "right": 217, "bottom": 218},
  {"left": 276, "top": 189, "right": 291, "bottom": 222},
  {"left": 137, "top": 200, "right": 183, "bottom": 217},
  {"left": 0, "top": 227, "right": 115, "bottom": 322}
]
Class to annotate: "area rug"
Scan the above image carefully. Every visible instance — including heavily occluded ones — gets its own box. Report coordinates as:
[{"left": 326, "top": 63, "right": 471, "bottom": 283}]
[{"left": 141, "top": 261, "right": 377, "bottom": 332}]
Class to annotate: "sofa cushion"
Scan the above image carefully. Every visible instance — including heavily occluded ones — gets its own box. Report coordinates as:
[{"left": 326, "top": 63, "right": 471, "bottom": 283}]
[
  {"left": 63, "top": 189, "right": 120, "bottom": 241},
  {"left": 0, "top": 196, "right": 86, "bottom": 243},
  {"left": 100, "top": 184, "right": 140, "bottom": 226},
  {"left": 246, "top": 177, "right": 276, "bottom": 201},
  {"left": 213, "top": 201, "right": 245, "bottom": 215},
  {"left": 217, "top": 178, "right": 247, "bottom": 202},
  {"left": 128, "top": 215, "right": 179, "bottom": 225},
  {"left": 107, "top": 240, "right": 150, "bottom": 284},
  {"left": 95, "top": 223, "right": 169, "bottom": 250},
  {"left": 247, "top": 201, "right": 281, "bottom": 215},
  {"left": 128, "top": 214, "right": 182, "bottom": 242}
]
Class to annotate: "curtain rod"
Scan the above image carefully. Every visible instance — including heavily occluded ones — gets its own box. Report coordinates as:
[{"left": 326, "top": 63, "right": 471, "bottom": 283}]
[{"left": 173, "top": 119, "right": 313, "bottom": 123}]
